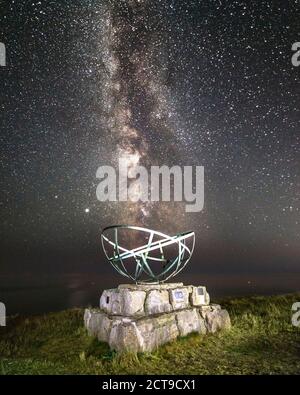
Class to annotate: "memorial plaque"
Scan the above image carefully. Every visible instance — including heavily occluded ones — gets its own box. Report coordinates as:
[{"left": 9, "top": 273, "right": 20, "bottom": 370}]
[{"left": 175, "top": 290, "right": 184, "bottom": 300}]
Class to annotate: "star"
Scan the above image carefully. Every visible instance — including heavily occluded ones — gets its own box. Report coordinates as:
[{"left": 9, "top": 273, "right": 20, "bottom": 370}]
[{"left": 1, "top": 0, "right": 299, "bottom": 306}]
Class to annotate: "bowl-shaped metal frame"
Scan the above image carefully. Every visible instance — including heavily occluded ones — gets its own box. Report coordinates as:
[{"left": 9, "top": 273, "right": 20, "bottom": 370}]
[{"left": 101, "top": 225, "right": 195, "bottom": 283}]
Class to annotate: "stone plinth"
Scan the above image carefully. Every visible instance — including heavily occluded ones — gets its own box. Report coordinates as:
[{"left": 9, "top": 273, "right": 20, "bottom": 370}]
[{"left": 84, "top": 283, "right": 230, "bottom": 353}]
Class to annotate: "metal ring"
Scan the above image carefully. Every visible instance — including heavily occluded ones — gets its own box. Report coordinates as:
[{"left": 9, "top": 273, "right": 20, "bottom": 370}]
[{"left": 101, "top": 225, "right": 195, "bottom": 283}]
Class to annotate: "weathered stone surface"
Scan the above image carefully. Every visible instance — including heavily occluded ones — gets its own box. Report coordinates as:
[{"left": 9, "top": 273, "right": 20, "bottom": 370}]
[
  {"left": 205, "top": 292, "right": 210, "bottom": 306},
  {"left": 84, "top": 309, "right": 93, "bottom": 332},
  {"left": 108, "top": 313, "right": 180, "bottom": 352},
  {"left": 145, "top": 290, "right": 172, "bottom": 315},
  {"left": 109, "top": 319, "right": 143, "bottom": 352},
  {"left": 205, "top": 309, "right": 231, "bottom": 333},
  {"left": 84, "top": 308, "right": 101, "bottom": 336},
  {"left": 211, "top": 304, "right": 221, "bottom": 310},
  {"left": 100, "top": 289, "right": 146, "bottom": 317},
  {"left": 198, "top": 316, "right": 207, "bottom": 334},
  {"left": 176, "top": 308, "right": 206, "bottom": 336},
  {"left": 198, "top": 305, "right": 212, "bottom": 317},
  {"left": 122, "top": 290, "right": 146, "bottom": 317},
  {"left": 170, "top": 287, "right": 189, "bottom": 310},
  {"left": 190, "top": 286, "right": 210, "bottom": 306},
  {"left": 85, "top": 283, "right": 231, "bottom": 352},
  {"left": 100, "top": 289, "right": 123, "bottom": 315},
  {"left": 198, "top": 304, "right": 220, "bottom": 318},
  {"left": 97, "top": 315, "right": 112, "bottom": 342},
  {"left": 137, "top": 313, "right": 179, "bottom": 352},
  {"left": 84, "top": 309, "right": 112, "bottom": 342}
]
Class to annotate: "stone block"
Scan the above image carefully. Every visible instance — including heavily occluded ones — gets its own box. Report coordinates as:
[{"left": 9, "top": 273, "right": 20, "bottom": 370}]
[
  {"left": 109, "top": 319, "right": 143, "bottom": 352},
  {"left": 145, "top": 290, "right": 172, "bottom": 315},
  {"left": 176, "top": 308, "right": 206, "bottom": 336},
  {"left": 100, "top": 289, "right": 146, "bottom": 317},
  {"left": 137, "top": 313, "right": 179, "bottom": 352},
  {"left": 122, "top": 290, "right": 146, "bottom": 317},
  {"left": 100, "top": 289, "right": 122, "bottom": 315},
  {"left": 169, "top": 287, "right": 189, "bottom": 310},
  {"left": 190, "top": 286, "right": 210, "bottom": 306},
  {"left": 84, "top": 309, "right": 112, "bottom": 342},
  {"left": 108, "top": 313, "right": 180, "bottom": 353},
  {"left": 204, "top": 309, "right": 231, "bottom": 333},
  {"left": 85, "top": 283, "right": 231, "bottom": 353},
  {"left": 198, "top": 305, "right": 212, "bottom": 317}
]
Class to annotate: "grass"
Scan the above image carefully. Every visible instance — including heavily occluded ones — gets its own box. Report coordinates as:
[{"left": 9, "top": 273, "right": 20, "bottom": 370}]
[{"left": 0, "top": 293, "right": 300, "bottom": 374}]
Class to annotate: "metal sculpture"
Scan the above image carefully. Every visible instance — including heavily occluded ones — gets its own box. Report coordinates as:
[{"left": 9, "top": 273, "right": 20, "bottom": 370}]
[{"left": 101, "top": 225, "right": 195, "bottom": 283}]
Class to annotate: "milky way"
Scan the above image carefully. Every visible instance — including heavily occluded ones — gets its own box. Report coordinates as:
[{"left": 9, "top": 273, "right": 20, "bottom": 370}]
[
  {"left": 97, "top": 0, "right": 196, "bottom": 233},
  {"left": 0, "top": 0, "right": 299, "bottom": 301}
]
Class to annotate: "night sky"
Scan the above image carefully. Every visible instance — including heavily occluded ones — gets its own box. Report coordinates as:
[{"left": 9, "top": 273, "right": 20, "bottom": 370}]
[{"left": 1, "top": 0, "right": 299, "bottom": 313}]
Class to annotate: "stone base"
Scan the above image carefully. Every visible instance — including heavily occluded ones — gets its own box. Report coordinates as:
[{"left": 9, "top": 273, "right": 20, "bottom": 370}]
[{"left": 84, "top": 283, "right": 231, "bottom": 353}]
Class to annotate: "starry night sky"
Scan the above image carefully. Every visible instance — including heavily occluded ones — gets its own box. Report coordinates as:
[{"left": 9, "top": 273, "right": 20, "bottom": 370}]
[{"left": 1, "top": 0, "right": 299, "bottom": 313}]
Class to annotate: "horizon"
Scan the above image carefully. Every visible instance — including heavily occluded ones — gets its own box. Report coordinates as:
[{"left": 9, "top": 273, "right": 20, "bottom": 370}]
[{"left": 1, "top": 0, "right": 299, "bottom": 315}]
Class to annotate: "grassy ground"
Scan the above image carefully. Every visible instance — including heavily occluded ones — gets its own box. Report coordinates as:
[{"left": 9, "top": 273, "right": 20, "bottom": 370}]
[{"left": 0, "top": 293, "right": 300, "bottom": 375}]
